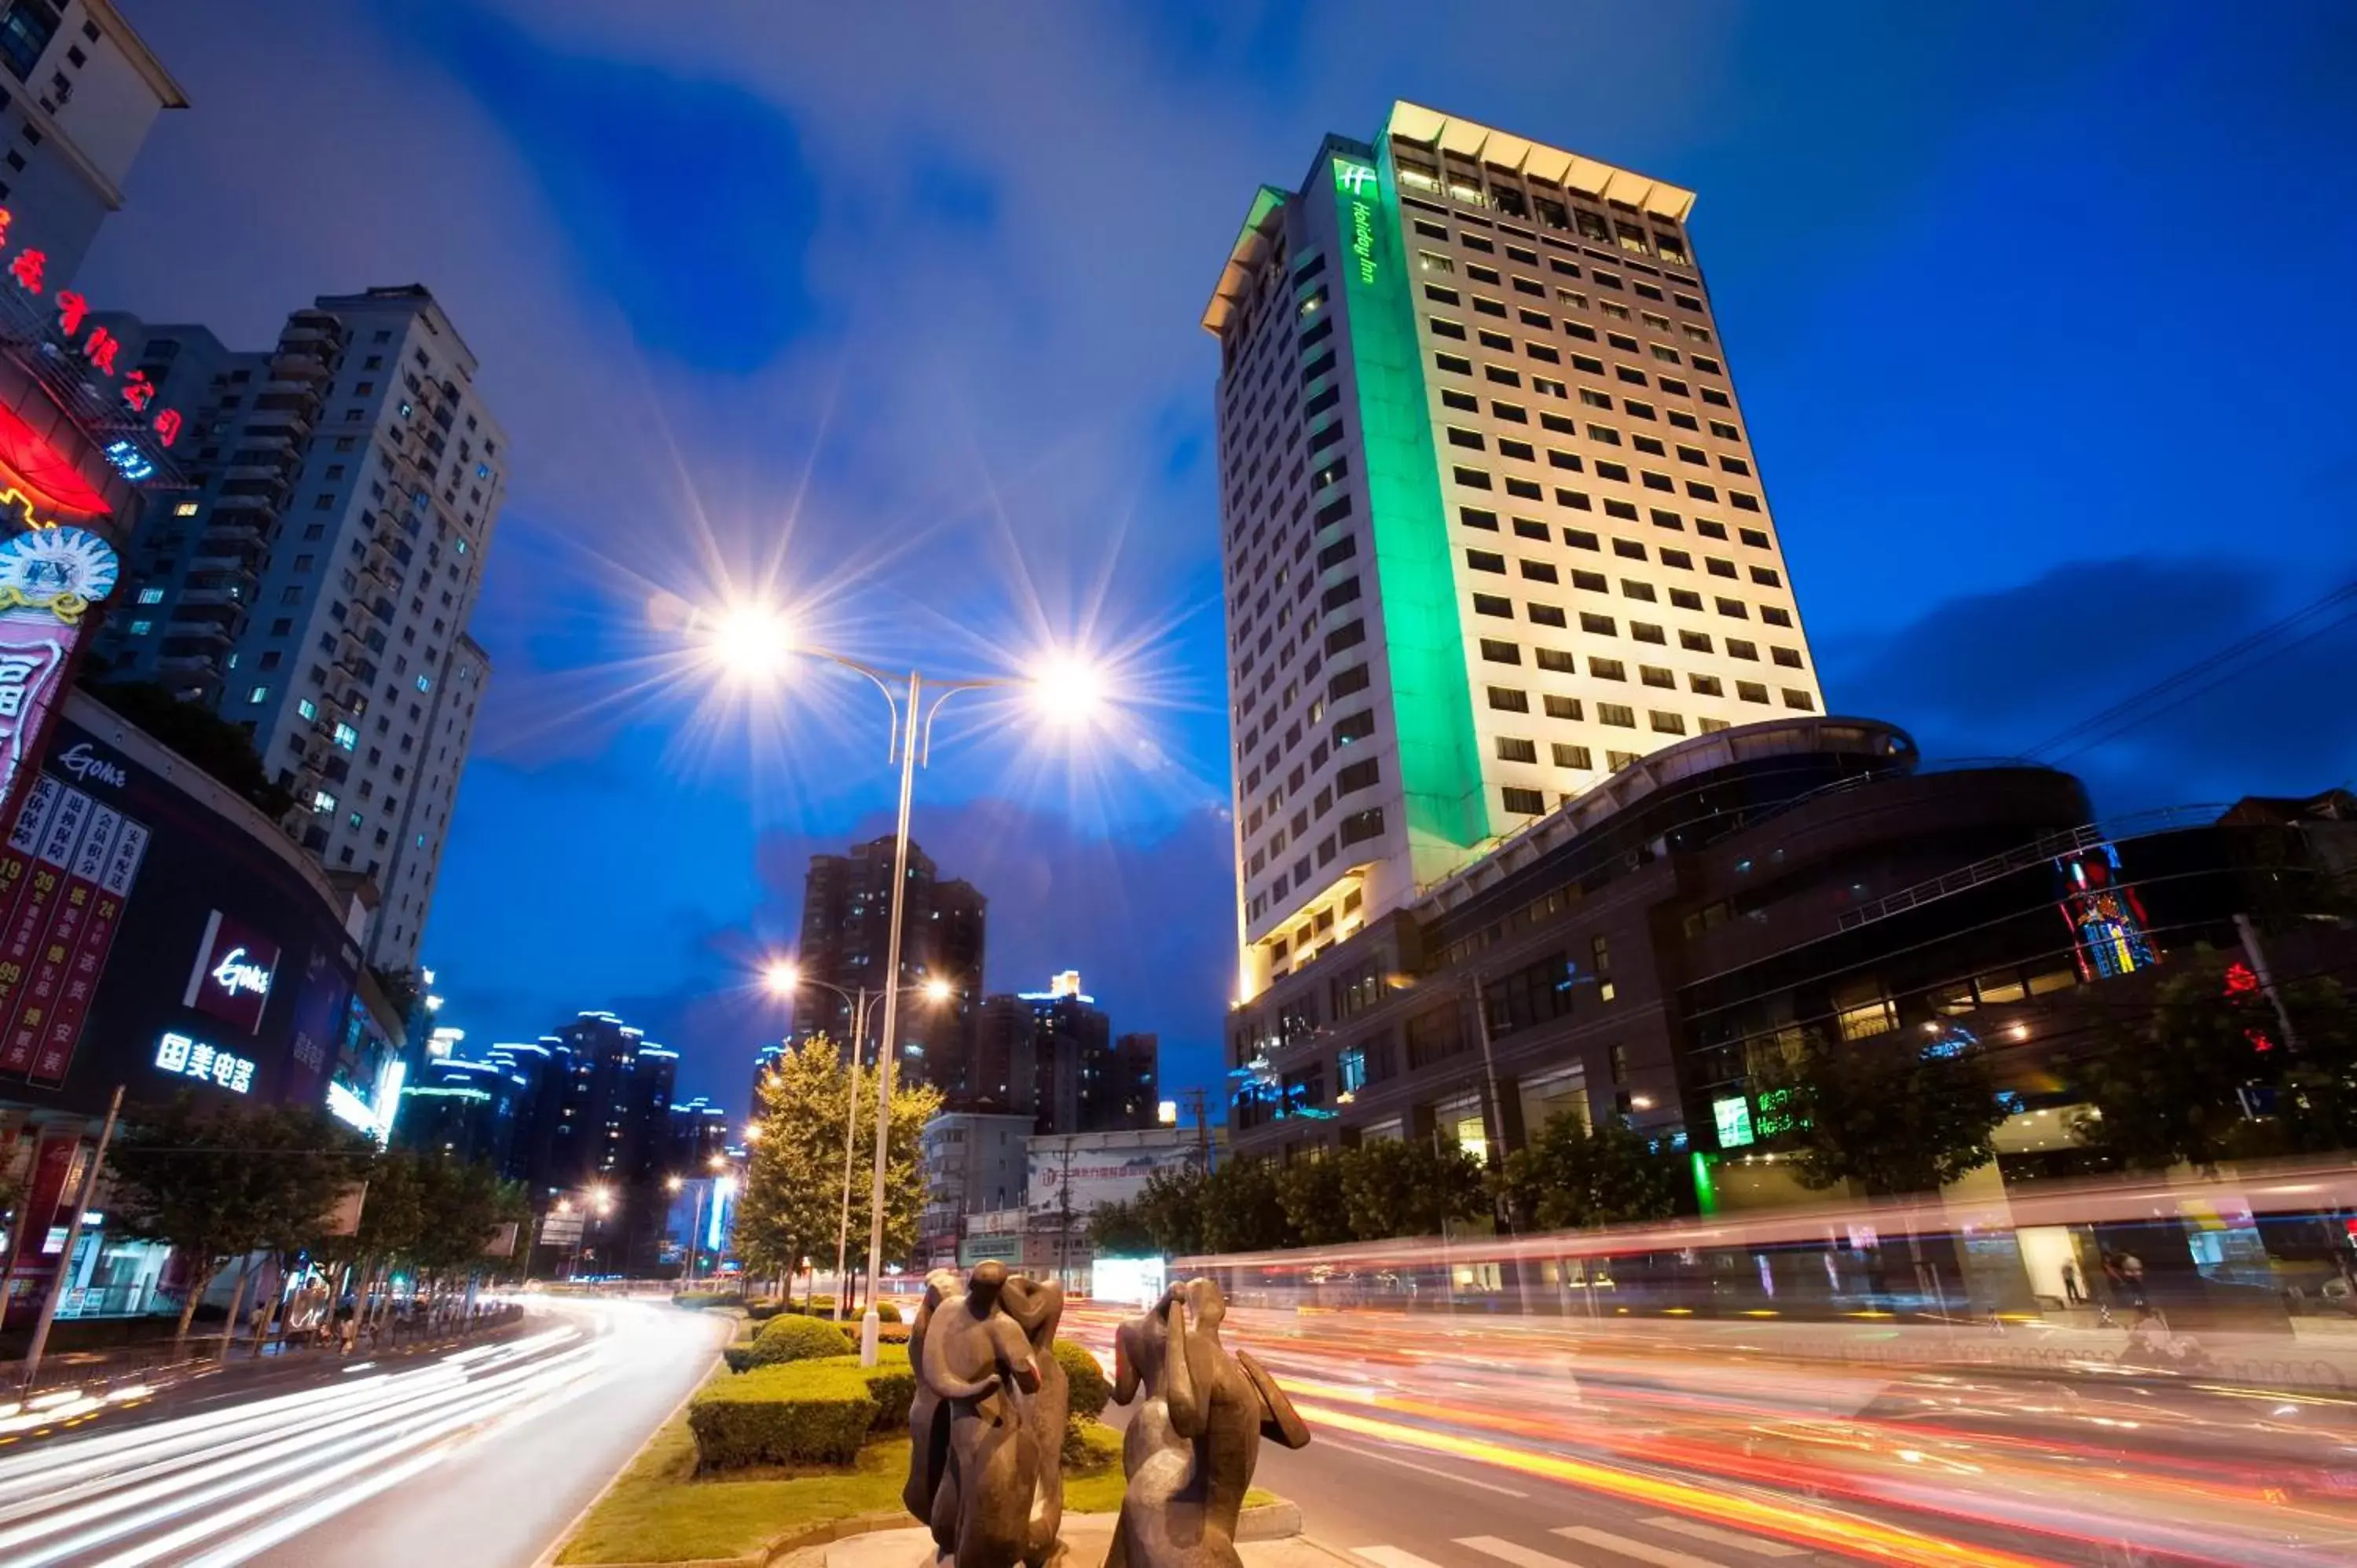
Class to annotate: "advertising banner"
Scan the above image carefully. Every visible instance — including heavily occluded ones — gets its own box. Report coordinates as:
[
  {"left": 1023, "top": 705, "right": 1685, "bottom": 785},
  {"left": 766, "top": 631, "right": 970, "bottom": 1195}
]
[
  {"left": 1027, "top": 1140, "right": 1199, "bottom": 1220},
  {"left": 2, "top": 802, "right": 116, "bottom": 1078},
  {"left": 182, "top": 909, "right": 280, "bottom": 1037},
  {"left": 3, "top": 1128, "right": 77, "bottom": 1273},
  {"left": 28, "top": 811, "right": 148, "bottom": 1087},
  {"left": 0, "top": 774, "right": 58, "bottom": 938},
  {"left": 0, "top": 526, "right": 121, "bottom": 833},
  {"left": 0, "top": 781, "right": 90, "bottom": 1071}
]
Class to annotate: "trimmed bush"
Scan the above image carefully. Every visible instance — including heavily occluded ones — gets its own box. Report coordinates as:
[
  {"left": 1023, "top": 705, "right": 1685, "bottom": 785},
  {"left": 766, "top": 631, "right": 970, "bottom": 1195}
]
[
  {"left": 878, "top": 1322, "right": 913, "bottom": 1346},
  {"left": 1054, "top": 1339, "right": 1109, "bottom": 1422},
  {"left": 672, "top": 1291, "right": 735, "bottom": 1310},
  {"left": 687, "top": 1363, "right": 877, "bottom": 1469},
  {"left": 746, "top": 1313, "right": 854, "bottom": 1367},
  {"left": 744, "top": 1299, "right": 785, "bottom": 1321},
  {"left": 805, "top": 1353, "right": 917, "bottom": 1431},
  {"left": 874, "top": 1300, "right": 904, "bottom": 1324},
  {"left": 1063, "top": 1418, "right": 1121, "bottom": 1475},
  {"left": 720, "top": 1344, "right": 757, "bottom": 1374}
]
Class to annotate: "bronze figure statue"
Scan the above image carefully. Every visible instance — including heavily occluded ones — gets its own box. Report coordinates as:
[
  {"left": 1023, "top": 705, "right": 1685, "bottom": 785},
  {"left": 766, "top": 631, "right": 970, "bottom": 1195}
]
[
  {"left": 1107, "top": 1277, "right": 1310, "bottom": 1568},
  {"left": 903, "top": 1262, "right": 1069, "bottom": 1568}
]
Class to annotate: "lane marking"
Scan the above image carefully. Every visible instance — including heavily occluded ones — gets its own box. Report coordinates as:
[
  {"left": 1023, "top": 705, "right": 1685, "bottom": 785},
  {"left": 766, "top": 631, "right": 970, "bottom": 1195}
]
[
  {"left": 1325, "top": 1438, "right": 1529, "bottom": 1497},
  {"left": 1458, "top": 1535, "right": 1586, "bottom": 1567},
  {"left": 1556, "top": 1525, "right": 1730, "bottom": 1568},
  {"left": 1644, "top": 1516, "right": 1807, "bottom": 1557},
  {"left": 1356, "top": 1548, "right": 1450, "bottom": 1568}
]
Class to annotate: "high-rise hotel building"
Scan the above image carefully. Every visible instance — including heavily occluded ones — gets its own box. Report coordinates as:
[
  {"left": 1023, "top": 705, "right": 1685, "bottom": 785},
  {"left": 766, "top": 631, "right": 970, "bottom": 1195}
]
[{"left": 1207, "top": 104, "right": 1822, "bottom": 1001}]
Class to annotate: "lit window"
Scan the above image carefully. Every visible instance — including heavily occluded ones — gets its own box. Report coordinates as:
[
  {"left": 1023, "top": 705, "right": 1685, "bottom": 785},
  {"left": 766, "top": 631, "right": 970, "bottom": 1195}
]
[
  {"left": 416, "top": 674, "right": 432, "bottom": 693},
  {"left": 333, "top": 722, "right": 359, "bottom": 751},
  {"left": 313, "top": 790, "right": 338, "bottom": 814},
  {"left": 247, "top": 685, "right": 269, "bottom": 705},
  {"left": 298, "top": 698, "right": 317, "bottom": 721},
  {"left": 137, "top": 587, "right": 164, "bottom": 605},
  {"left": 127, "top": 619, "right": 152, "bottom": 636},
  {"left": 173, "top": 501, "right": 199, "bottom": 517}
]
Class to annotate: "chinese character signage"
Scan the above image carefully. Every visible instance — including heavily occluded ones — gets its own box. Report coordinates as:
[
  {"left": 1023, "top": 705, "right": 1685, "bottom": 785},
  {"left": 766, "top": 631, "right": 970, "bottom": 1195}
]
[
  {"left": 182, "top": 909, "right": 279, "bottom": 1036},
  {"left": 0, "top": 207, "right": 185, "bottom": 452},
  {"left": 0, "top": 772, "right": 147, "bottom": 1086},
  {"left": 153, "top": 1030, "right": 256, "bottom": 1094}
]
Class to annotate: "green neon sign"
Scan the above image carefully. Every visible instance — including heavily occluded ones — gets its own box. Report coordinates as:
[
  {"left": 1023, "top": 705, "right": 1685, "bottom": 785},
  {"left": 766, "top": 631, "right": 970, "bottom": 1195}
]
[
  {"left": 1713, "top": 1095, "right": 1756, "bottom": 1149},
  {"left": 1327, "top": 133, "right": 1486, "bottom": 855}
]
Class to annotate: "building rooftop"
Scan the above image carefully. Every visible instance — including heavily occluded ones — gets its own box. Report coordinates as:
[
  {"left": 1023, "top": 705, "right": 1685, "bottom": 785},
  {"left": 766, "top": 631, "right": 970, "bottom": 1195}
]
[{"left": 1203, "top": 101, "right": 1699, "bottom": 335}]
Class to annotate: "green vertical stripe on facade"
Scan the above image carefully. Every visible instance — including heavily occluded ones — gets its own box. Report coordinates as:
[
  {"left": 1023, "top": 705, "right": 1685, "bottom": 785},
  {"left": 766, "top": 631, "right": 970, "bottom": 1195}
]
[{"left": 1328, "top": 138, "right": 1488, "bottom": 852}]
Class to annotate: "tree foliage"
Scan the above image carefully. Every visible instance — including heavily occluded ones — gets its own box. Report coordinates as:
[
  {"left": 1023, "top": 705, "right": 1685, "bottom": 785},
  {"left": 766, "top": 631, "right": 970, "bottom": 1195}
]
[
  {"left": 1495, "top": 1114, "right": 1683, "bottom": 1230},
  {"left": 1274, "top": 1154, "right": 1353, "bottom": 1247},
  {"left": 1754, "top": 1029, "right": 2007, "bottom": 1196},
  {"left": 2073, "top": 946, "right": 2357, "bottom": 1171},
  {"left": 80, "top": 680, "right": 295, "bottom": 819},
  {"left": 107, "top": 1094, "right": 376, "bottom": 1341},
  {"left": 1133, "top": 1163, "right": 1207, "bottom": 1257},
  {"left": 1197, "top": 1155, "right": 1291, "bottom": 1254},
  {"left": 1340, "top": 1136, "right": 1488, "bottom": 1240},
  {"left": 738, "top": 1037, "right": 939, "bottom": 1283},
  {"left": 1086, "top": 1199, "right": 1156, "bottom": 1256}
]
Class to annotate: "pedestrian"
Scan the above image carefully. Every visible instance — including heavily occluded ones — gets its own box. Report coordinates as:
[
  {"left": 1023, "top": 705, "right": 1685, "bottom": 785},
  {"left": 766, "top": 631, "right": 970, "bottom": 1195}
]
[
  {"left": 2061, "top": 1260, "right": 2084, "bottom": 1306},
  {"left": 2119, "top": 1251, "right": 2147, "bottom": 1310}
]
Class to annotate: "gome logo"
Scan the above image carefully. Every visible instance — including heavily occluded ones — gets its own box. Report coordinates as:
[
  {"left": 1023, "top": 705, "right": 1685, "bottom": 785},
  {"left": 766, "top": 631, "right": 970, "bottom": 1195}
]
[
  {"left": 57, "top": 742, "right": 126, "bottom": 789},
  {"left": 211, "top": 947, "right": 273, "bottom": 998}
]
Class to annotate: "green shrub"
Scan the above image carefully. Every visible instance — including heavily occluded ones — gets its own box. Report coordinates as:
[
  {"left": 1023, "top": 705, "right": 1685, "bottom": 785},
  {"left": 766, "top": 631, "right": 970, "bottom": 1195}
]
[
  {"left": 747, "top": 1313, "right": 854, "bottom": 1367},
  {"left": 1063, "top": 1418, "right": 1122, "bottom": 1475},
  {"left": 874, "top": 1299, "right": 903, "bottom": 1324},
  {"left": 720, "top": 1345, "right": 757, "bottom": 1374},
  {"left": 687, "top": 1364, "right": 877, "bottom": 1469},
  {"left": 671, "top": 1291, "right": 735, "bottom": 1310},
  {"left": 1053, "top": 1339, "right": 1109, "bottom": 1422},
  {"left": 878, "top": 1321, "right": 912, "bottom": 1346},
  {"left": 805, "top": 1353, "right": 917, "bottom": 1431},
  {"left": 744, "top": 1299, "right": 784, "bottom": 1321}
]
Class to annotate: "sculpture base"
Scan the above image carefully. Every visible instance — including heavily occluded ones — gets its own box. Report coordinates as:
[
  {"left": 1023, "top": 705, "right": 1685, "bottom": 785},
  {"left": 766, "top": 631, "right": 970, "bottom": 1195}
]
[{"left": 812, "top": 1501, "right": 1306, "bottom": 1568}]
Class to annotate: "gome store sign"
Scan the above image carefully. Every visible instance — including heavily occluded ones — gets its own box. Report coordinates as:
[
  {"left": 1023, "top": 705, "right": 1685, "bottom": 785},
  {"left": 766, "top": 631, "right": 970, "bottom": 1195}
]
[{"left": 182, "top": 910, "right": 279, "bottom": 1036}]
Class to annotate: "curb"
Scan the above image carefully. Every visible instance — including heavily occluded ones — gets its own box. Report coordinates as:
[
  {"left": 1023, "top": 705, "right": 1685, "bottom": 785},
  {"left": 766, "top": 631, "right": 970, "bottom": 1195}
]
[{"left": 577, "top": 1499, "right": 1307, "bottom": 1568}]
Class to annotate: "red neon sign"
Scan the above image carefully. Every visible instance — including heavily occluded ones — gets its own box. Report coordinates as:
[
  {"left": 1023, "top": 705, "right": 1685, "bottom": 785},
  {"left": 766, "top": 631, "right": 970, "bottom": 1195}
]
[
  {"left": 0, "top": 207, "right": 183, "bottom": 448},
  {"left": 0, "top": 401, "right": 108, "bottom": 518}
]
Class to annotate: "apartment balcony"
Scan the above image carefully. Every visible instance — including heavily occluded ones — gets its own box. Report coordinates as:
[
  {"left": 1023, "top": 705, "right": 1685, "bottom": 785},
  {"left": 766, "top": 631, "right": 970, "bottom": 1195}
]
[
  {"left": 156, "top": 650, "right": 222, "bottom": 676},
  {"left": 268, "top": 349, "right": 332, "bottom": 383},
  {"left": 202, "top": 520, "right": 269, "bottom": 553},
  {"left": 211, "top": 489, "right": 283, "bottom": 514},
  {"left": 187, "top": 553, "right": 259, "bottom": 578},
  {"left": 163, "top": 616, "right": 235, "bottom": 645}
]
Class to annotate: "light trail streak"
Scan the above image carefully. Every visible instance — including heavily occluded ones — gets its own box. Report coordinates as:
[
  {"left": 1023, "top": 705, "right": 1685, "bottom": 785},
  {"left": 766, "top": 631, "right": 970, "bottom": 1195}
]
[{"left": 1296, "top": 1400, "right": 2066, "bottom": 1568}]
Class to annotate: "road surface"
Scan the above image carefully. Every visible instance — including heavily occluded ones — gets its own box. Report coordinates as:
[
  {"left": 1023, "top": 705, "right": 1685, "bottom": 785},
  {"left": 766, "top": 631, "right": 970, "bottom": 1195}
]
[
  {"left": 1064, "top": 1300, "right": 2357, "bottom": 1567},
  {"left": 0, "top": 1294, "right": 727, "bottom": 1568}
]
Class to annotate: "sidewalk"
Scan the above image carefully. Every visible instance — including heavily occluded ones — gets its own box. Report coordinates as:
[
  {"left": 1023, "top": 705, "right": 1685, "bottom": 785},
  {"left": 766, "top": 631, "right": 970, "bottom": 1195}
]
[{"left": 819, "top": 1509, "right": 1330, "bottom": 1568}]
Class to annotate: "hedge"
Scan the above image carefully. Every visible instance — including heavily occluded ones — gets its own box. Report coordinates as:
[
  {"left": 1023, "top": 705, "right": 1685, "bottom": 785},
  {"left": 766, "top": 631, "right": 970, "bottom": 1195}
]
[
  {"left": 806, "top": 1354, "right": 916, "bottom": 1431},
  {"left": 688, "top": 1364, "right": 877, "bottom": 1468},
  {"left": 746, "top": 1313, "right": 855, "bottom": 1367},
  {"left": 1053, "top": 1339, "right": 1109, "bottom": 1422},
  {"left": 1063, "top": 1418, "right": 1121, "bottom": 1475},
  {"left": 671, "top": 1291, "right": 737, "bottom": 1310}
]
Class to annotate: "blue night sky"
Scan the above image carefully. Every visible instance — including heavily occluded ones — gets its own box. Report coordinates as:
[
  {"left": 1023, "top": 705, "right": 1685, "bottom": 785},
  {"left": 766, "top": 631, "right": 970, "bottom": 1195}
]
[{"left": 84, "top": 2, "right": 2357, "bottom": 1113}]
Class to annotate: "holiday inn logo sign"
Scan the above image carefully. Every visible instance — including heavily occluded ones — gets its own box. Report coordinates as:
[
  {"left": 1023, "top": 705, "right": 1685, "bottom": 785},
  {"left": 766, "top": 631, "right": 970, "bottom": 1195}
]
[{"left": 1332, "top": 157, "right": 1380, "bottom": 285}]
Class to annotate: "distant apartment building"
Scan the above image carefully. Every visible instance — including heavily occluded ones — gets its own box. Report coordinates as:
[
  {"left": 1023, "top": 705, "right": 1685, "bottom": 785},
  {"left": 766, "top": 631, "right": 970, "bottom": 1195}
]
[
  {"left": 0, "top": 2, "right": 185, "bottom": 287},
  {"left": 789, "top": 834, "right": 985, "bottom": 1087},
  {"left": 965, "top": 973, "right": 1157, "bottom": 1135},
  {"left": 1206, "top": 103, "right": 1821, "bottom": 1002},
  {"left": 91, "top": 286, "right": 505, "bottom": 968}
]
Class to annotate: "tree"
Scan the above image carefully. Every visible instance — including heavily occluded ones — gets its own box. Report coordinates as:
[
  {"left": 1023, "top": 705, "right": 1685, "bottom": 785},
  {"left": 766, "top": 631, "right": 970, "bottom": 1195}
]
[
  {"left": 1087, "top": 1200, "right": 1156, "bottom": 1257},
  {"left": 1197, "top": 1157, "right": 1290, "bottom": 1254},
  {"left": 1496, "top": 1113, "right": 1683, "bottom": 1231},
  {"left": 1275, "top": 1155, "right": 1353, "bottom": 1246},
  {"left": 108, "top": 1095, "right": 376, "bottom": 1344},
  {"left": 79, "top": 679, "right": 295, "bottom": 819},
  {"left": 1340, "top": 1136, "right": 1486, "bottom": 1240},
  {"left": 1755, "top": 1029, "right": 2007, "bottom": 1196},
  {"left": 737, "top": 1038, "right": 939, "bottom": 1295},
  {"left": 1135, "top": 1163, "right": 1208, "bottom": 1257},
  {"left": 2074, "top": 946, "right": 2357, "bottom": 1171}
]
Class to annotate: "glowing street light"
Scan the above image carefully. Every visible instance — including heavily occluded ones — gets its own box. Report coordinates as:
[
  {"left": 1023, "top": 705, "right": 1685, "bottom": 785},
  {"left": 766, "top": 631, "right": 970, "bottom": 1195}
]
[
  {"left": 696, "top": 601, "right": 1109, "bottom": 1365},
  {"left": 764, "top": 959, "right": 799, "bottom": 997},
  {"left": 665, "top": 1175, "right": 683, "bottom": 1194}
]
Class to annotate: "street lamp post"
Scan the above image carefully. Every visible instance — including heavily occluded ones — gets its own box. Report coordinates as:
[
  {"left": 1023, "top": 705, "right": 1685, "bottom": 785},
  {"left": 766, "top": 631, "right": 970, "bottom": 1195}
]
[{"left": 697, "top": 604, "right": 1105, "bottom": 1368}]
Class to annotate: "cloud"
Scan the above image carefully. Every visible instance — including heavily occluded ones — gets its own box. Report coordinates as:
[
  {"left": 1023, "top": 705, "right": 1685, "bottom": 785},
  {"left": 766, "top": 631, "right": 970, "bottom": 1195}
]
[{"left": 1823, "top": 555, "right": 2357, "bottom": 815}]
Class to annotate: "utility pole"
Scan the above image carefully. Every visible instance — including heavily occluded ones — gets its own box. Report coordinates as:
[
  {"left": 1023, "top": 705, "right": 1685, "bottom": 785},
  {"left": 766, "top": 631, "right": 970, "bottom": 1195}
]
[
  {"left": 22, "top": 1086, "right": 123, "bottom": 1389},
  {"left": 1056, "top": 1144, "right": 1075, "bottom": 1292},
  {"left": 1182, "top": 1087, "right": 1211, "bottom": 1171}
]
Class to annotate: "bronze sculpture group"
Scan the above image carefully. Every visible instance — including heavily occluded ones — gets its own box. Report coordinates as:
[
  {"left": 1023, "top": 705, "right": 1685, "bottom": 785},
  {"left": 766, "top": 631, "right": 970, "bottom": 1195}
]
[{"left": 904, "top": 1265, "right": 1310, "bottom": 1568}]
